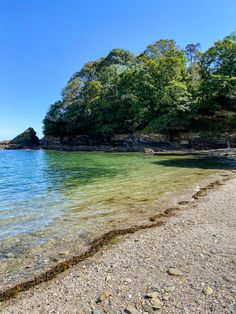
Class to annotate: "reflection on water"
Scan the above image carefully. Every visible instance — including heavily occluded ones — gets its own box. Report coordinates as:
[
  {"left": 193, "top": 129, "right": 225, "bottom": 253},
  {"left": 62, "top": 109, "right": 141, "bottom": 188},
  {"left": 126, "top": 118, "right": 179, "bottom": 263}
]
[{"left": 0, "top": 150, "right": 233, "bottom": 292}]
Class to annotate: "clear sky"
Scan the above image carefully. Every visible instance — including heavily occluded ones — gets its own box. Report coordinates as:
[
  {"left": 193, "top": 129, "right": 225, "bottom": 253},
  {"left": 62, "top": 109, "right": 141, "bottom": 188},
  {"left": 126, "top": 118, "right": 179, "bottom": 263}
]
[{"left": 0, "top": 0, "right": 235, "bottom": 140}]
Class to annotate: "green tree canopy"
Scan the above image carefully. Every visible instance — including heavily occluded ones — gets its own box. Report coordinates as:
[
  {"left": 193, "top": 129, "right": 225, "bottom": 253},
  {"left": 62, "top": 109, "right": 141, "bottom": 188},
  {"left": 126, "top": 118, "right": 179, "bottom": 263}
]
[{"left": 43, "top": 32, "right": 236, "bottom": 139}]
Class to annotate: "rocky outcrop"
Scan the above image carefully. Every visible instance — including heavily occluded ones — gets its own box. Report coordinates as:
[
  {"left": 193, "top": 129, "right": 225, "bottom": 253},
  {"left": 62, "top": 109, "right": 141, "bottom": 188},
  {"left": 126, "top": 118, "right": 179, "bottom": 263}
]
[
  {"left": 11, "top": 128, "right": 40, "bottom": 147},
  {"left": 41, "top": 132, "right": 236, "bottom": 152},
  {"left": 2, "top": 128, "right": 235, "bottom": 151},
  {"left": 0, "top": 128, "right": 40, "bottom": 149},
  {"left": 0, "top": 141, "right": 11, "bottom": 150},
  {"left": 41, "top": 134, "right": 173, "bottom": 152},
  {"left": 41, "top": 134, "right": 177, "bottom": 152}
]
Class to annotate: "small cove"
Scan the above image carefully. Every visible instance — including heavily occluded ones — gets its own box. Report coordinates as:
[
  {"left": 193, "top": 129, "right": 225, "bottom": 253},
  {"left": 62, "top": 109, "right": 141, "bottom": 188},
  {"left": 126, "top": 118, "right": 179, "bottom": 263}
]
[{"left": 0, "top": 150, "right": 234, "bottom": 294}]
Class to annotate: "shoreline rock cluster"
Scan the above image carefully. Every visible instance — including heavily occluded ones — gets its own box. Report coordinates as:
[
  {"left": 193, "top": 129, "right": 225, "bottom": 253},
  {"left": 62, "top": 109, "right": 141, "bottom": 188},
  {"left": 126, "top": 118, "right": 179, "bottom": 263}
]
[
  {"left": 2, "top": 128, "right": 236, "bottom": 152},
  {"left": 0, "top": 128, "right": 40, "bottom": 150},
  {"left": 41, "top": 133, "right": 236, "bottom": 152}
]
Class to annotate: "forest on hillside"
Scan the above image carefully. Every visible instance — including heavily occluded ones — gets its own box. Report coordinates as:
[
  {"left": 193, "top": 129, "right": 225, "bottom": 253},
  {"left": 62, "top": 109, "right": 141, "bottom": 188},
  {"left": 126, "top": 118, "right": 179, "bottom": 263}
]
[{"left": 43, "top": 32, "right": 236, "bottom": 139}]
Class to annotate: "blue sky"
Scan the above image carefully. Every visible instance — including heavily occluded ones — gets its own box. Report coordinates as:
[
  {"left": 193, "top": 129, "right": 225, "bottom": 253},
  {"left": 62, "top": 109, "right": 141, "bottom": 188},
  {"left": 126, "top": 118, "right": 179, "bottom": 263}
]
[{"left": 0, "top": 0, "right": 235, "bottom": 140}]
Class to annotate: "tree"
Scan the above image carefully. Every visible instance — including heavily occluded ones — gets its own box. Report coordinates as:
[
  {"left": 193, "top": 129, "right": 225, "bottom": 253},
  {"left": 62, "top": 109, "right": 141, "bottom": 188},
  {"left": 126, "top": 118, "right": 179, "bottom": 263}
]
[
  {"left": 199, "top": 34, "right": 236, "bottom": 114},
  {"left": 185, "top": 43, "right": 201, "bottom": 66},
  {"left": 98, "top": 48, "right": 136, "bottom": 67},
  {"left": 43, "top": 101, "right": 67, "bottom": 136},
  {"left": 201, "top": 36, "right": 236, "bottom": 78},
  {"left": 43, "top": 32, "right": 236, "bottom": 139},
  {"left": 146, "top": 81, "right": 192, "bottom": 136},
  {"left": 142, "top": 39, "right": 180, "bottom": 59},
  {"left": 62, "top": 76, "right": 82, "bottom": 106},
  {"left": 117, "top": 64, "right": 157, "bottom": 131}
]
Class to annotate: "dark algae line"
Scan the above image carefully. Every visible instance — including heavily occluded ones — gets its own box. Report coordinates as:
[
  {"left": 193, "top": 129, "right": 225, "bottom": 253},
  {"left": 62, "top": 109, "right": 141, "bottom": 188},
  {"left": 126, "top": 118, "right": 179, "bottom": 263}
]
[
  {"left": 0, "top": 174, "right": 233, "bottom": 303},
  {"left": 0, "top": 221, "right": 166, "bottom": 303}
]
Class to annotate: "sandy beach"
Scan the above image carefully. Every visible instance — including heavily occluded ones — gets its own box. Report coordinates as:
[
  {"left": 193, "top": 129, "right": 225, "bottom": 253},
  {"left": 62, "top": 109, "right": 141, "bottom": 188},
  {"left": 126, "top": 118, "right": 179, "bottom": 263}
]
[{"left": 0, "top": 173, "right": 236, "bottom": 313}]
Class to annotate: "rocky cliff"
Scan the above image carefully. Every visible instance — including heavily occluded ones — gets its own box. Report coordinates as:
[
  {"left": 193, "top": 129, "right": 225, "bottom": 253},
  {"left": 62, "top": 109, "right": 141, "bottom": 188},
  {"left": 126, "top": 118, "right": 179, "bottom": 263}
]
[{"left": 41, "top": 132, "right": 236, "bottom": 152}]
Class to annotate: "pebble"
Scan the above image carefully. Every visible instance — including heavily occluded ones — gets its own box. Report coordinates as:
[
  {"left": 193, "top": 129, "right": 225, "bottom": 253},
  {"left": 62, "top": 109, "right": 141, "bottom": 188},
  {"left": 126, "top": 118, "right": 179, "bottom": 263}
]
[
  {"left": 167, "top": 268, "right": 182, "bottom": 276},
  {"left": 92, "top": 309, "right": 102, "bottom": 314},
  {"left": 165, "top": 286, "right": 175, "bottom": 292},
  {"left": 59, "top": 250, "right": 70, "bottom": 256},
  {"left": 142, "top": 304, "right": 155, "bottom": 313},
  {"left": 5, "top": 253, "right": 15, "bottom": 259},
  {"left": 146, "top": 292, "right": 159, "bottom": 299},
  {"left": 105, "top": 275, "right": 111, "bottom": 282},
  {"left": 97, "top": 290, "right": 112, "bottom": 302},
  {"left": 202, "top": 287, "right": 213, "bottom": 296},
  {"left": 175, "top": 302, "right": 182, "bottom": 308},
  {"left": 162, "top": 295, "right": 169, "bottom": 301},
  {"left": 150, "top": 287, "right": 160, "bottom": 292},
  {"left": 125, "top": 305, "right": 140, "bottom": 314},
  {"left": 150, "top": 298, "right": 163, "bottom": 309},
  {"left": 124, "top": 277, "right": 133, "bottom": 283}
]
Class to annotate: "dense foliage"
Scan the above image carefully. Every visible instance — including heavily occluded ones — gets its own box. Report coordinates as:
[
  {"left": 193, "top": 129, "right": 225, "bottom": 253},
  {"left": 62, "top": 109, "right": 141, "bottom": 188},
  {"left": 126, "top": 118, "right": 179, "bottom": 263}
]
[{"left": 43, "top": 33, "right": 236, "bottom": 138}]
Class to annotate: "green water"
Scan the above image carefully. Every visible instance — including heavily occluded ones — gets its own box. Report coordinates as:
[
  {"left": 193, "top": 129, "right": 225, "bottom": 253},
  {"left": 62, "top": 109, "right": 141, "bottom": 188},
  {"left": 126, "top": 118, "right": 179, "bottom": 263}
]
[{"left": 0, "top": 150, "right": 233, "bottom": 292}]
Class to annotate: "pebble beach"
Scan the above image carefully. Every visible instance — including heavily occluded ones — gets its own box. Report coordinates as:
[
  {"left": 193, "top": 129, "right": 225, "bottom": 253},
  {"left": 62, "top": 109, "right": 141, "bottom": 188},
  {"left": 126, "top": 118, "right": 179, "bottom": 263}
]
[{"left": 0, "top": 173, "right": 235, "bottom": 313}]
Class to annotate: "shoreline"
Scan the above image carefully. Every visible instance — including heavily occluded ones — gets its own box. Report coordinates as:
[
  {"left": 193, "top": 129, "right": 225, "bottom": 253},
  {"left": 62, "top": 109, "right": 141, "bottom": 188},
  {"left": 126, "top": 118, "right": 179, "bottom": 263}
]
[
  {"left": 0, "top": 171, "right": 235, "bottom": 312},
  {"left": 2, "top": 132, "right": 236, "bottom": 153},
  {"left": 1, "top": 145, "right": 236, "bottom": 156},
  {"left": 1, "top": 150, "right": 234, "bottom": 297}
]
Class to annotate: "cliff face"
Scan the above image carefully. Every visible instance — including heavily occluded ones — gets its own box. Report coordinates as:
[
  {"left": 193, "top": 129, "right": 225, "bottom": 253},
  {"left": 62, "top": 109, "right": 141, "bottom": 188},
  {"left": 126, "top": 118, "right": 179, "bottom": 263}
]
[
  {"left": 41, "top": 132, "right": 236, "bottom": 152},
  {"left": 41, "top": 134, "right": 174, "bottom": 152},
  {"left": 1, "top": 130, "right": 235, "bottom": 151}
]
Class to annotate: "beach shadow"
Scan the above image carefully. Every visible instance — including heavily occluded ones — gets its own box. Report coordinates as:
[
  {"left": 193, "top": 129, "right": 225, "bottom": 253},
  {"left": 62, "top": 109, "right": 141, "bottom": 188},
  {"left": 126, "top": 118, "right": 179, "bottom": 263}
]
[{"left": 152, "top": 156, "right": 235, "bottom": 170}]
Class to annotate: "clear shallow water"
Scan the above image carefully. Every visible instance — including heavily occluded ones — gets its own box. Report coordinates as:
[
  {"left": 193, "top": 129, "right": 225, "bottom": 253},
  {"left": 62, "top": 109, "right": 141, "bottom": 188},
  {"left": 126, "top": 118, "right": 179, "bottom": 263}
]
[{"left": 0, "top": 150, "right": 233, "bottom": 292}]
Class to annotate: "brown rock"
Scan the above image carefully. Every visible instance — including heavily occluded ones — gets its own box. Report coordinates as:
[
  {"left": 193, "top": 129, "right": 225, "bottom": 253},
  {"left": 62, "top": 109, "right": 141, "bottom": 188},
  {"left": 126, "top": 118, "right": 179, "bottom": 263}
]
[
  {"left": 105, "top": 275, "right": 111, "bottom": 282},
  {"left": 97, "top": 290, "right": 112, "bottom": 303},
  {"left": 202, "top": 287, "right": 213, "bottom": 296},
  {"left": 146, "top": 292, "right": 159, "bottom": 299},
  {"left": 167, "top": 268, "right": 182, "bottom": 276},
  {"left": 142, "top": 304, "right": 155, "bottom": 313},
  {"left": 150, "top": 298, "right": 164, "bottom": 309},
  {"left": 125, "top": 305, "right": 140, "bottom": 314}
]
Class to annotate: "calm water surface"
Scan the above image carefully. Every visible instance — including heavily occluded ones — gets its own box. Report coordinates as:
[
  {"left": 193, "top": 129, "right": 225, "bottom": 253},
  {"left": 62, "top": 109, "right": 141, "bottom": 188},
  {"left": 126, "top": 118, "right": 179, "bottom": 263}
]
[{"left": 0, "top": 150, "right": 232, "bottom": 292}]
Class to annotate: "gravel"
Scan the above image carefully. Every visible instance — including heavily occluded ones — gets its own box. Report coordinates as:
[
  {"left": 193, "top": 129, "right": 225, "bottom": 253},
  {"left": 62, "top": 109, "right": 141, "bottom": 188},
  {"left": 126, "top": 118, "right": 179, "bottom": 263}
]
[{"left": 0, "top": 174, "right": 236, "bottom": 313}]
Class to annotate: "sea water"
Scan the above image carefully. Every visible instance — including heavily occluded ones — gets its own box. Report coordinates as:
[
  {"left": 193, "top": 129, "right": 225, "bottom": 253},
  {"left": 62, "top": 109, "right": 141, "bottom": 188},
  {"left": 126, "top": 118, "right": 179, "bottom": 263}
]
[{"left": 0, "top": 150, "right": 232, "bottom": 292}]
